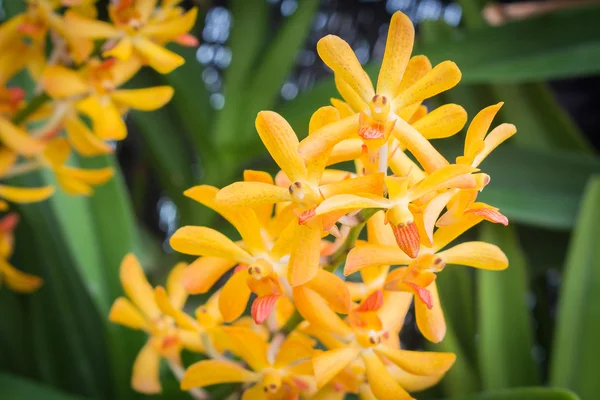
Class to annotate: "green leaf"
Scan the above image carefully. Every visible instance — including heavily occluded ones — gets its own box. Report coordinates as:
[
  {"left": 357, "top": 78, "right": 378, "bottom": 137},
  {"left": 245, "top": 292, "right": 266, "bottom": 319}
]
[
  {"left": 0, "top": 374, "right": 86, "bottom": 400},
  {"left": 550, "top": 176, "right": 600, "bottom": 399},
  {"left": 448, "top": 387, "right": 580, "bottom": 400},
  {"left": 477, "top": 225, "right": 540, "bottom": 389}
]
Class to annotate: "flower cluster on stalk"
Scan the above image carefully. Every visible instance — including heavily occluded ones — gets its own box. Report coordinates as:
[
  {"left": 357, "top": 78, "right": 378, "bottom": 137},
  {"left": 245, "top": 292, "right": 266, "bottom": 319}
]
[
  {"left": 0, "top": 0, "right": 198, "bottom": 292},
  {"left": 109, "top": 10, "right": 515, "bottom": 400}
]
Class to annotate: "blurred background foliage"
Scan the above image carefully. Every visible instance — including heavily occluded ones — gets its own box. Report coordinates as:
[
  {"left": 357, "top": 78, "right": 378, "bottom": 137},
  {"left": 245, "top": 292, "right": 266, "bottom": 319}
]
[{"left": 1, "top": 0, "right": 599, "bottom": 399}]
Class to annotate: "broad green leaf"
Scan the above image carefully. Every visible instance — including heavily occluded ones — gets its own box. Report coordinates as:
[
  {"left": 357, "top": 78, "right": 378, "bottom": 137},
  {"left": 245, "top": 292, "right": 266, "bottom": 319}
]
[
  {"left": 0, "top": 374, "right": 86, "bottom": 400},
  {"left": 426, "top": 325, "right": 479, "bottom": 396},
  {"left": 0, "top": 290, "right": 33, "bottom": 376},
  {"left": 449, "top": 387, "right": 579, "bottom": 400},
  {"left": 478, "top": 225, "right": 539, "bottom": 389},
  {"left": 550, "top": 176, "right": 600, "bottom": 399}
]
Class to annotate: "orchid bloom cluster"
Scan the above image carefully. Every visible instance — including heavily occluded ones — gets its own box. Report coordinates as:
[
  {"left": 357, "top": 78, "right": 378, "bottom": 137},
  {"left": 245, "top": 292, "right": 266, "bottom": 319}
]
[
  {"left": 110, "top": 10, "right": 515, "bottom": 400},
  {"left": 0, "top": 0, "right": 198, "bottom": 293}
]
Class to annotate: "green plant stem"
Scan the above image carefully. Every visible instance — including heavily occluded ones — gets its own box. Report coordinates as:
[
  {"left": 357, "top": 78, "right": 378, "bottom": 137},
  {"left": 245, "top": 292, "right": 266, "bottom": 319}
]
[
  {"left": 12, "top": 93, "right": 50, "bottom": 125},
  {"left": 325, "top": 208, "right": 381, "bottom": 272}
]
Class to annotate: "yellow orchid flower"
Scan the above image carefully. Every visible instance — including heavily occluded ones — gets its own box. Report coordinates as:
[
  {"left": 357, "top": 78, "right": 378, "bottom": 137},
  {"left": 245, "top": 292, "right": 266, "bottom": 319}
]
[
  {"left": 41, "top": 138, "right": 113, "bottom": 195},
  {"left": 108, "top": 254, "right": 204, "bottom": 394},
  {"left": 216, "top": 109, "right": 385, "bottom": 285},
  {"left": 298, "top": 11, "right": 463, "bottom": 175},
  {"left": 0, "top": 213, "right": 43, "bottom": 293},
  {"left": 345, "top": 213, "right": 508, "bottom": 343},
  {"left": 63, "top": 0, "right": 198, "bottom": 74},
  {"left": 305, "top": 291, "right": 455, "bottom": 400},
  {"left": 41, "top": 56, "right": 172, "bottom": 145},
  {"left": 0, "top": 148, "right": 54, "bottom": 209},
  {"left": 181, "top": 326, "right": 317, "bottom": 399},
  {"left": 169, "top": 184, "right": 351, "bottom": 328}
]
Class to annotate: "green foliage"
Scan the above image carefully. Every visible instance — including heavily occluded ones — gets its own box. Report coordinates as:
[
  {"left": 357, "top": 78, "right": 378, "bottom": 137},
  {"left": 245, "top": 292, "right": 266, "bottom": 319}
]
[{"left": 0, "top": 374, "right": 86, "bottom": 400}]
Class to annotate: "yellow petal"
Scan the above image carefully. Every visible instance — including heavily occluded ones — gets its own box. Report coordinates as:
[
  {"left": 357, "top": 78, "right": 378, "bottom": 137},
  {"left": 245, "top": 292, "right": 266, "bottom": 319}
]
[
  {"left": 335, "top": 76, "right": 369, "bottom": 113},
  {"left": 0, "top": 260, "right": 43, "bottom": 293},
  {"left": 216, "top": 181, "right": 290, "bottom": 207},
  {"left": 132, "top": 341, "right": 162, "bottom": 394},
  {"left": 166, "top": 262, "right": 188, "bottom": 309},
  {"left": 319, "top": 173, "right": 385, "bottom": 199},
  {"left": 298, "top": 114, "right": 360, "bottom": 162},
  {"left": 388, "top": 364, "right": 443, "bottom": 391},
  {"left": 307, "top": 106, "right": 341, "bottom": 182},
  {"left": 379, "top": 291, "right": 413, "bottom": 334},
  {"left": 0, "top": 117, "right": 45, "bottom": 156},
  {"left": 377, "top": 11, "right": 415, "bottom": 98},
  {"left": 437, "top": 241, "right": 508, "bottom": 270},
  {"left": 317, "top": 35, "right": 374, "bottom": 102},
  {"left": 330, "top": 97, "right": 355, "bottom": 117},
  {"left": 361, "top": 350, "right": 413, "bottom": 400},
  {"left": 140, "top": 8, "right": 198, "bottom": 41},
  {"left": 315, "top": 194, "right": 390, "bottom": 217},
  {"left": 169, "top": 226, "right": 254, "bottom": 264},
  {"left": 154, "top": 286, "right": 198, "bottom": 331},
  {"left": 104, "top": 36, "right": 133, "bottom": 60},
  {"left": 183, "top": 256, "right": 236, "bottom": 294},
  {"left": 327, "top": 138, "right": 363, "bottom": 166},
  {"left": 367, "top": 210, "right": 397, "bottom": 247},
  {"left": 412, "top": 104, "right": 467, "bottom": 140},
  {"left": 221, "top": 326, "right": 269, "bottom": 371},
  {"left": 111, "top": 57, "right": 144, "bottom": 87},
  {"left": 41, "top": 65, "right": 89, "bottom": 99},
  {"left": 0, "top": 185, "right": 54, "bottom": 204},
  {"left": 64, "top": 10, "right": 119, "bottom": 38},
  {"left": 120, "top": 253, "right": 161, "bottom": 320},
  {"left": 219, "top": 268, "right": 252, "bottom": 322},
  {"left": 133, "top": 36, "right": 185, "bottom": 74},
  {"left": 432, "top": 214, "right": 483, "bottom": 252},
  {"left": 407, "top": 164, "right": 477, "bottom": 201},
  {"left": 345, "top": 244, "right": 411, "bottom": 276},
  {"left": 268, "top": 219, "right": 297, "bottom": 261},
  {"left": 422, "top": 190, "right": 456, "bottom": 245},
  {"left": 111, "top": 86, "right": 174, "bottom": 111},
  {"left": 374, "top": 346, "right": 455, "bottom": 376},
  {"left": 415, "top": 282, "right": 446, "bottom": 343},
  {"left": 242, "top": 170, "right": 275, "bottom": 224},
  {"left": 181, "top": 360, "right": 257, "bottom": 390},
  {"left": 43, "top": 137, "right": 71, "bottom": 167},
  {"left": 397, "top": 55, "right": 432, "bottom": 96},
  {"left": 134, "top": 0, "right": 158, "bottom": 22},
  {"left": 393, "top": 61, "right": 461, "bottom": 109},
  {"left": 288, "top": 224, "right": 321, "bottom": 286},
  {"left": 274, "top": 332, "right": 315, "bottom": 368},
  {"left": 472, "top": 123, "right": 516, "bottom": 167},
  {"left": 56, "top": 174, "right": 93, "bottom": 196},
  {"left": 64, "top": 115, "right": 113, "bottom": 156},
  {"left": 60, "top": 166, "right": 114, "bottom": 185},
  {"left": 185, "top": 185, "right": 266, "bottom": 253},
  {"left": 313, "top": 347, "right": 360, "bottom": 388},
  {"left": 241, "top": 383, "right": 264, "bottom": 400},
  {"left": 388, "top": 146, "right": 426, "bottom": 185},
  {"left": 108, "top": 297, "right": 151, "bottom": 331},
  {"left": 77, "top": 96, "right": 127, "bottom": 140},
  {"left": 180, "top": 330, "right": 204, "bottom": 353},
  {"left": 464, "top": 102, "right": 504, "bottom": 157},
  {"left": 392, "top": 117, "right": 449, "bottom": 173},
  {"left": 0, "top": 149, "right": 17, "bottom": 176},
  {"left": 408, "top": 105, "right": 428, "bottom": 123},
  {"left": 255, "top": 111, "right": 307, "bottom": 182},
  {"left": 294, "top": 286, "right": 353, "bottom": 337},
  {"left": 305, "top": 269, "right": 351, "bottom": 314}
]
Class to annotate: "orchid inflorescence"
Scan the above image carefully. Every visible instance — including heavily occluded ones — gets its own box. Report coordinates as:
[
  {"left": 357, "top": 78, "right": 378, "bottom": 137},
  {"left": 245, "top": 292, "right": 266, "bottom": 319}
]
[
  {"left": 0, "top": 0, "right": 198, "bottom": 293},
  {"left": 108, "top": 9, "right": 515, "bottom": 400}
]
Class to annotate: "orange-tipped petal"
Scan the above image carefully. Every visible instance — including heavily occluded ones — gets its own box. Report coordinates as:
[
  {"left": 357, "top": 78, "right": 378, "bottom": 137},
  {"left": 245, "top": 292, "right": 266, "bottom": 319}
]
[
  {"left": 415, "top": 281, "right": 446, "bottom": 343},
  {"left": 111, "top": 86, "right": 174, "bottom": 111},
  {"left": 298, "top": 114, "right": 360, "bottom": 162},
  {"left": 377, "top": 11, "right": 414, "bottom": 98},
  {"left": 305, "top": 269, "right": 351, "bottom": 314},
  {"left": 132, "top": 342, "right": 161, "bottom": 394},
  {"left": 390, "top": 223, "right": 420, "bottom": 258},
  {"left": 219, "top": 268, "right": 252, "bottom": 322},
  {"left": 293, "top": 286, "right": 352, "bottom": 336},
  {"left": 181, "top": 360, "right": 257, "bottom": 390},
  {"left": 345, "top": 244, "right": 411, "bottom": 276},
  {"left": 361, "top": 350, "right": 413, "bottom": 400},
  {"left": 438, "top": 241, "right": 508, "bottom": 270},
  {"left": 465, "top": 203, "right": 509, "bottom": 226},
  {"left": 108, "top": 297, "right": 150, "bottom": 331},
  {"left": 183, "top": 257, "right": 236, "bottom": 294},
  {"left": 251, "top": 294, "right": 279, "bottom": 325},
  {"left": 120, "top": 253, "right": 161, "bottom": 320},
  {"left": 169, "top": 226, "right": 254, "bottom": 264},
  {"left": 313, "top": 347, "right": 360, "bottom": 388},
  {"left": 412, "top": 104, "right": 467, "bottom": 140},
  {"left": 393, "top": 61, "right": 461, "bottom": 110},
  {"left": 288, "top": 224, "right": 321, "bottom": 286},
  {"left": 216, "top": 181, "right": 290, "bottom": 207},
  {"left": 356, "top": 290, "right": 384, "bottom": 312},
  {"left": 317, "top": 35, "right": 374, "bottom": 102},
  {"left": 255, "top": 111, "right": 307, "bottom": 182}
]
